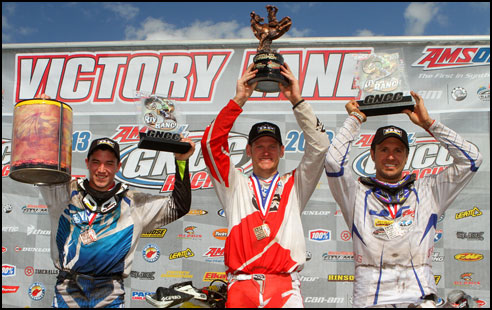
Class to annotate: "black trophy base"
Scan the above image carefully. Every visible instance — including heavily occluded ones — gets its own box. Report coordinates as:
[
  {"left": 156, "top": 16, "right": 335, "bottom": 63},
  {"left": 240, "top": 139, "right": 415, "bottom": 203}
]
[
  {"left": 248, "top": 52, "right": 289, "bottom": 93},
  {"left": 138, "top": 132, "right": 191, "bottom": 154},
  {"left": 357, "top": 93, "right": 414, "bottom": 117}
]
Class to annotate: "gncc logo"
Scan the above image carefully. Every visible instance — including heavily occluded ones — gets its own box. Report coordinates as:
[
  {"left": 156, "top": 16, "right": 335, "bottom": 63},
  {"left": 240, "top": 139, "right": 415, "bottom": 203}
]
[
  {"left": 352, "top": 135, "right": 479, "bottom": 179},
  {"left": 111, "top": 128, "right": 251, "bottom": 192}
]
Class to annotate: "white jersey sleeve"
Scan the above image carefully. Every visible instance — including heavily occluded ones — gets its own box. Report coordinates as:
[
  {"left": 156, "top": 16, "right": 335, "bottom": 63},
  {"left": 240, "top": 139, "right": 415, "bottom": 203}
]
[
  {"left": 324, "top": 115, "right": 361, "bottom": 227},
  {"left": 292, "top": 101, "right": 331, "bottom": 211},
  {"left": 417, "top": 121, "right": 483, "bottom": 216}
]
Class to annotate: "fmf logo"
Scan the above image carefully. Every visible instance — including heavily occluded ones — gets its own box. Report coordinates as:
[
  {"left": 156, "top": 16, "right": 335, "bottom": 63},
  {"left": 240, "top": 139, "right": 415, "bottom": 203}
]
[
  {"left": 112, "top": 128, "right": 251, "bottom": 192},
  {"left": 309, "top": 229, "right": 331, "bottom": 242},
  {"left": 351, "top": 134, "right": 479, "bottom": 179},
  {"left": 413, "top": 46, "right": 490, "bottom": 70},
  {"left": 454, "top": 253, "right": 484, "bottom": 262}
]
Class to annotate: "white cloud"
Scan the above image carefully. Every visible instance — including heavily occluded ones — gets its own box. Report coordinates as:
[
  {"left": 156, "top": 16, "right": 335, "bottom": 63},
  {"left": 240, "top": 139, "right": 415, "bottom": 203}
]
[
  {"left": 125, "top": 16, "right": 312, "bottom": 42},
  {"left": 125, "top": 17, "right": 254, "bottom": 41},
  {"left": 103, "top": 3, "right": 139, "bottom": 20},
  {"left": 404, "top": 2, "right": 441, "bottom": 35},
  {"left": 2, "top": 15, "right": 12, "bottom": 42},
  {"left": 355, "top": 29, "right": 376, "bottom": 37}
]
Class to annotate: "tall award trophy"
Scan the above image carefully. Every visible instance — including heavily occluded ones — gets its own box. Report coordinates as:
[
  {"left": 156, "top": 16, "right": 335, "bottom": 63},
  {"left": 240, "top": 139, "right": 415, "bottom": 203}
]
[
  {"left": 136, "top": 92, "right": 191, "bottom": 153},
  {"left": 248, "top": 5, "right": 292, "bottom": 93},
  {"left": 354, "top": 53, "right": 414, "bottom": 116}
]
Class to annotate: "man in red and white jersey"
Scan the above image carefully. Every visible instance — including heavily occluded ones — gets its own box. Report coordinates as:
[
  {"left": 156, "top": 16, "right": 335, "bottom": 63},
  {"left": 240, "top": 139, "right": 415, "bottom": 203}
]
[{"left": 201, "top": 63, "right": 329, "bottom": 308}]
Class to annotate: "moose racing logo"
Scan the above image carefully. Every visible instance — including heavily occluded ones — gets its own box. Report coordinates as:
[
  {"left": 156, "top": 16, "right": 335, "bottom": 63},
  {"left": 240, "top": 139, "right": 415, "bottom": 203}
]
[{"left": 351, "top": 133, "right": 479, "bottom": 179}]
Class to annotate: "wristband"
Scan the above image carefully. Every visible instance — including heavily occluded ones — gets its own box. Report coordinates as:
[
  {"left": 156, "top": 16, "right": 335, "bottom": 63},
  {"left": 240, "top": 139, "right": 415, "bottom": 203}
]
[
  {"left": 350, "top": 111, "right": 366, "bottom": 124},
  {"left": 292, "top": 99, "right": 305, "bottom": 110},
  {"left": 176, "top": 159, "right": 187, "bottom": 180}
]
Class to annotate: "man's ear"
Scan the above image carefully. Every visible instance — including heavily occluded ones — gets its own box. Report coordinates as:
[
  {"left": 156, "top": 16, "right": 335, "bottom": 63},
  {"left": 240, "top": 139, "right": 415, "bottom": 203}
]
[
  {"left": 280, "top": 145, "right": 285, "bottom": 158},
  {"left": 246, "top": 144, "right": 252, "bottom": 157},
  {"left": 370, "top": 148, "right": 375, "bottom": 161}
]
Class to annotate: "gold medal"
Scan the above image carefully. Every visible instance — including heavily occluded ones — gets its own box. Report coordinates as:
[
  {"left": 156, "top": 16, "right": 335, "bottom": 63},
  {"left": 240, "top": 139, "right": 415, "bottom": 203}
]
[{"left": 254, "top": 224, "right": 271, "bottom": 241}]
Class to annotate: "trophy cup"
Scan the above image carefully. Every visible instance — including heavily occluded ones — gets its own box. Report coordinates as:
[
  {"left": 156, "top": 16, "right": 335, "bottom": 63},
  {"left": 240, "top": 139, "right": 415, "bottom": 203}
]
[
  {"left": 136, "top": 93, "right": 191, "bottom": 153},
  {"left": 248, "top": 5, "right": 292, "bottom": 93},
  {"left": 354, "top": 53, "right": 414, "bottom": 117}
]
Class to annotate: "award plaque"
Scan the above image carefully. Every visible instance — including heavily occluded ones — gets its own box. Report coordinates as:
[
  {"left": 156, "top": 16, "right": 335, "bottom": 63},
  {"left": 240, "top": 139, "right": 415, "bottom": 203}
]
[
  {"left": 136, "top": 93, "right": 191, "bottom": 154},
  {"left": 248, "top": 5, "right": 292, "bottom": 93},
  {"left": 354, "top": 53, "right": 414, "bottom": 117}
]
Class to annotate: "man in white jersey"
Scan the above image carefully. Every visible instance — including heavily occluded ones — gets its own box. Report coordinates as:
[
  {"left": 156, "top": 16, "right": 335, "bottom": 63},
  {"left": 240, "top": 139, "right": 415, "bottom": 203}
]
[
  {"left": 324, "top": 91, "right": 482, "bottom": 308},
  {"left": 201, "top": 63, "right": 329, "bottom": 308}
]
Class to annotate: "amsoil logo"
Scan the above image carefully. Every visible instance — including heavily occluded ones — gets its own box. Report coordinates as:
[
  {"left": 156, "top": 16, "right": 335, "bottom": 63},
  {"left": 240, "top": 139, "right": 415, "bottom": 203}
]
[
  {"left": 351, "top": 134, "right": 479, "bottom": 179},
  {"left": 412, "top": 46, "right": 490, "bottom": 70},
  {"left": 203, "top": 247, "right": 225, "bottom": 257},
  {"left": 111, "top": 128, "right": 251, "bottom": 192}
]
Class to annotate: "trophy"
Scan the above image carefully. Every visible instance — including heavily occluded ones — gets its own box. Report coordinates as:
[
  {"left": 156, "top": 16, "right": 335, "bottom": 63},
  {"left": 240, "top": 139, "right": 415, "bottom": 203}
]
[
  {"left": 136, "top": 92, "right": 191, "bottom": 153},
  {"left": 248, "top": 5, "right": 292, "bottom": 93},
  {"left": 354, "top": 53, "right": 414, "bottom": 117}
]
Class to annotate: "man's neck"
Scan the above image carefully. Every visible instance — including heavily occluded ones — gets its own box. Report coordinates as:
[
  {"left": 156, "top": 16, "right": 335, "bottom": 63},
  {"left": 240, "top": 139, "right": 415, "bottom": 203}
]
[
  {"left": 374, "top": 174, "right": 403, "bottom": 184},
  {"left": 252, "top": 170, "right": 278, "bottom": 180}
]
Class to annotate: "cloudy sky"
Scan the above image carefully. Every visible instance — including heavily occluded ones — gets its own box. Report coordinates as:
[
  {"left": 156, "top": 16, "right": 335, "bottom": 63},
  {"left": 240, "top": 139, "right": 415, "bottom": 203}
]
[{"left": 2, "top": 2, "right": 490, "bottom": 44}]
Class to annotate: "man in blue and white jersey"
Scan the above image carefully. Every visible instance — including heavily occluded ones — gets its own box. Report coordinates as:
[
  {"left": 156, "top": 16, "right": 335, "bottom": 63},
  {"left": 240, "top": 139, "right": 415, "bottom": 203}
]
[
  {"left": 37, "top": 94, "right": 196, "bottom": 307},
  {"left": 324, "top": 91, "right": 482, "bottom": 308}
]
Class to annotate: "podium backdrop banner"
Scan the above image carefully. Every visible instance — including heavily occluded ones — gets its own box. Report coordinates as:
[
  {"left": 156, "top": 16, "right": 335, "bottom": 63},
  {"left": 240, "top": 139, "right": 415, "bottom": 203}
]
[{"left": 2, "top": 36, "right": 489, "bottom": 308}]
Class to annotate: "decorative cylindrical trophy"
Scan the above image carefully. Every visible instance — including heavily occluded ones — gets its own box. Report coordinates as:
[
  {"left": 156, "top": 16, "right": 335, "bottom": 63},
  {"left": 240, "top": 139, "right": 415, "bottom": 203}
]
[
  {"left": 248, "top": 5, "right": 292, "bottom": 93},
  {"left": 10, "top": 99, "right": 73, "bottom": 185},
  {"left": 354, "top": 52, "right": 415, "bottom": 116},
  {"left": 136, "top": 93, "right": 191, "bottom": 153}
]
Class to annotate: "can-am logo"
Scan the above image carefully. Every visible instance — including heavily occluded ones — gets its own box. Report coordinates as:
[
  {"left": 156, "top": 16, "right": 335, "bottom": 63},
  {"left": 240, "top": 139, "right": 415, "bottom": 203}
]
[
  {"left": 111, "top": 128, "right": 251, "bottom": 192},
  {"left": 351, "top": 134, "right": 479, "bottom": 179}
]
